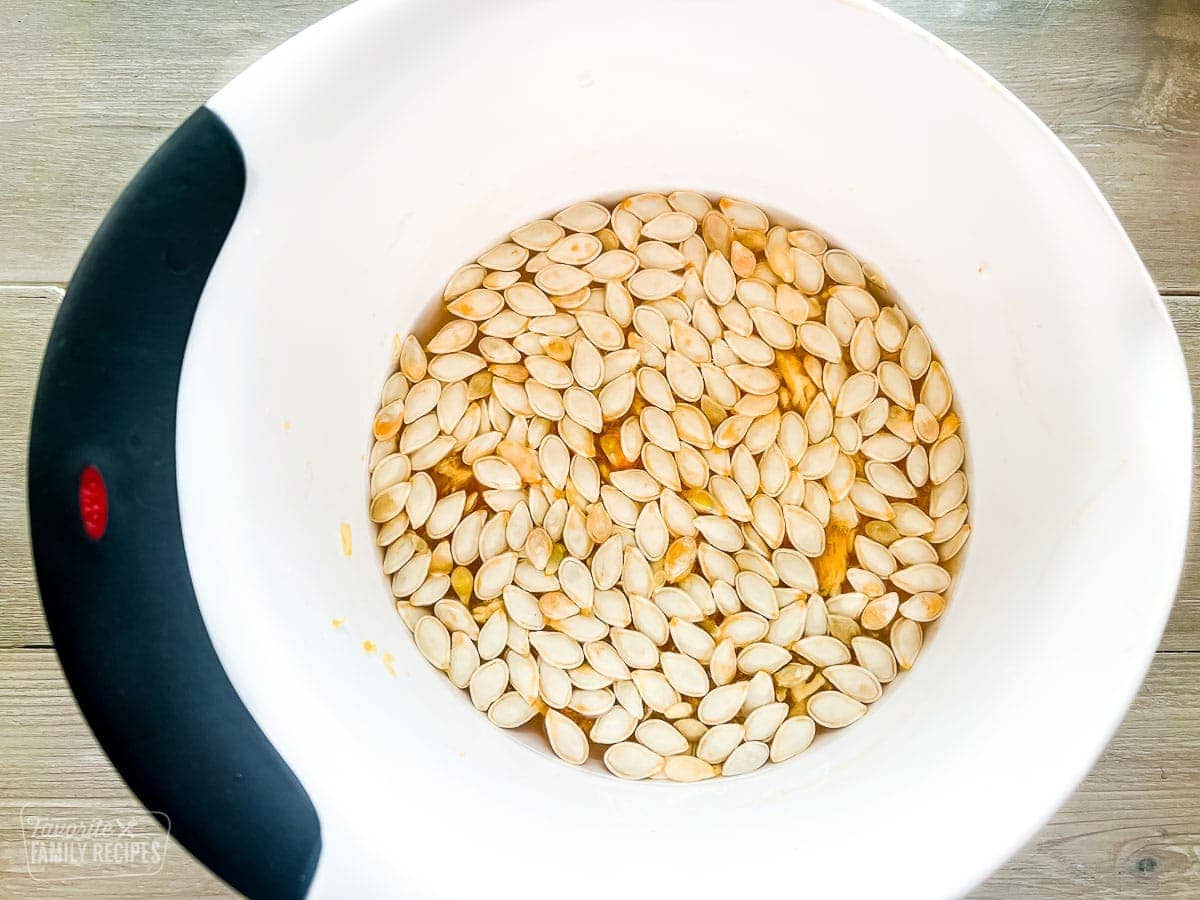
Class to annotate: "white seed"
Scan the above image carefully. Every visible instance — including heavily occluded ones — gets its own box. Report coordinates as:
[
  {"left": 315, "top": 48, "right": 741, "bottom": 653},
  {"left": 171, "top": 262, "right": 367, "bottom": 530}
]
[
  {"left": 470, "top": 659, "right": 509, "bottom": 710},
  {"left": 506, "top": 650, "right": 540, "bottom": 704},
  {"left": 629, "top": 593, "right": 669, "bottom": 645},
  {"left": 566, "top": 661, "right": 611, "bottom": 691},
  {"left": 511, "top": 219, "right": 564, "bottom": 251},
  {"left": 487, "top": 692, "right": 536, "bottom": 729},
  {"left": 585, "top": 640, "right": 632, "bottom": 681},
  {"left": 722, "top": 740, "right": 770, "bottom": 777},
  {"left": 767, "top": 602, "right": 808, "bottom": 648},
  {"left": 599, "top": 373, "right": 636, "bottom": 420},
  {"left": 823, "top": 249, "right": 865, "bottom": 287},
  {"left": 772, "top": 549, "right": 819, "bottom": 592},
  {"left": 835, "top": 372, "right": 878, "bottom": 418},
  {"left": 607, "top": 468, "right": 659, "bottom": 503},
  {"left": 534, "top": 263, "right": 590, "bottom": 297},
  {"left": 430, "top": 351, "right": 489, "bottom": 383},
  {"left": 636, "top": 719, "right": 690, "bottom": 756},
  {"left": 477, "top": 610, "right": 508, "bottom": 661},
  {"left": 637, "top": 240, "right": 686, "bottom": 270},
  {"left": 414, "top": 616, "right": 451, "bottom": 669},
  {"left": 553, "top": 555, "right": 593, "bottom": 610},
  {"left": 694, "top": 516, "right": 745, "bottom": 552},
  {"left": 611, "top": 207, "right": 642, "bottom": 251},
  {"left": 434, "top": 597, "right": 476, "bottom": 636},
  {"left": 548, "top": 232, "right": 603, "bottom": 266},
  {"left": 929, "top": 434, "right": 965, "bottom": 485},
  {"left": 545, "top": 709, "right": 590, "bottom": 765},
  {"left": 891, "top": 618, "right": 924, "bottom": 669},
  {"left": 671, "top": 618, "right": 716, "bottom": 663},
  {"left": 554, "top": 201, "right": 610, "bottom": 233},
  {"left": 902, "top": 326, "right": 933, "bottom": 379},
  {"left": 718, "top": 197, "right": 768, "bottom": 231},
  {"left": 632, "top": 669, "right": 679, "bottom": 713},
  {"left": 922, "top": 360, "right": 954, "bottom": 417},
  {"left": 613, "top": 679, "right": 644, "bottom": 720},
  {"left": 737, "top": 642, "right": 791, "bottom": 674},
  {"left": 930, "top": 504, "right": 970, "bottom": 544},
  {"left": 740, "top": 671, "right": 775, "bottom": 715},
  {"left": 734, "top": 571, "right": 779, "bottom": 619},
  {"left": 604, "top": 742, "right": 664, "bottom": 779},
  {"left": 663, "top": 755, "right": 717, "bottom": 782},
  {"left": 642, "top": 211, "right": 698, "bottom": 243},
  {"left": 660, "top": 652, "right": 710, "bottom": 697},
  {"left": 611, "top": 628, "right": 660, "bottom": 669},
  {"left": 703, "top": 251, "right": 737, "bottom": 306},
  {"left": 530, "top": 630, "right": 584, "bottom": 669},
  {"left": 569, "top": 687, "right": 615, "bottom": 718},
  {"left": 861, "top": 592, "right": 899, "bottom": 631},
  {"left": 891, "top": 563, "right": 951, "bottom": 594},
  {"left": 590, "top": 706, "right": 637, "bottom": 744},
  {"left": 744, "top": 702, "right": 789, "bottom": 743},
  {"left": 501, "top": 582, "right": 544, "bottom": 632},
  {"left": 697, "top": 681, "right": 750, "bottom": 725},
  {"left": 530, "top": 660, "right": 568, "bottom": 711},
  {"left": 770, "top": 716, "right": 817, "bottom": 761},
  {"left": 448, "top": 633, "right": 480, "bottom": 688},
  {"left": 793, "top": 636, "right": 852, "bottom": 667},
  {"left": 939, "top": 524, "right": 971, "bottom": 562},
  {"left": 825, "top": 664, "right": 884, "bottom": 703},
  {"left": 878, "top": 361, "right": 915, "bottom": 410},
  {"left": 478, "top": 242, "right": 529, "bottom": 271},
  {"left": 697, "top": 722, "right": 745, "bottom": 764},
  {"left": 709, "top": 638, "right": 738, "bottom": 686},
  {"left": 852, "top": 636, "right": 898, "bottom": 683},
  {"left": 628, "top": 268, "right": 684, "bottom": 301},
  {"left": 443, "top": 264, "right": 486, "bottom": 300},
  {"left": 807, "top": 691, "right": 867, "bottom": 728},
  {"left": 624, "top": 193, "right": 671, "bottom": 221}
]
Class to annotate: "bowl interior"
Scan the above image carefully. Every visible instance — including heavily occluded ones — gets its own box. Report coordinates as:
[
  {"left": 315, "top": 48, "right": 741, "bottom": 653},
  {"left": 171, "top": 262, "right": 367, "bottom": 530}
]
[{"left": 176, "top": 0, "right": 1190, "bottom": 896}]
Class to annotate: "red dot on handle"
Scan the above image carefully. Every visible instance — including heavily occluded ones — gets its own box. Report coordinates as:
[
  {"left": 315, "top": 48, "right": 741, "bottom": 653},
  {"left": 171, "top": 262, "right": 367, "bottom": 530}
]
[{"left": 79, "top": 465, "right": 108, "bottom": 541}]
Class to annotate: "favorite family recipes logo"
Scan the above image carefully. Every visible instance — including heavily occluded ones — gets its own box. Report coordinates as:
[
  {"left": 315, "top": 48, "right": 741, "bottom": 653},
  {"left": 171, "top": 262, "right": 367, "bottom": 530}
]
[{"left": 20, "top": 805, "right": 170, "bottom": 881}]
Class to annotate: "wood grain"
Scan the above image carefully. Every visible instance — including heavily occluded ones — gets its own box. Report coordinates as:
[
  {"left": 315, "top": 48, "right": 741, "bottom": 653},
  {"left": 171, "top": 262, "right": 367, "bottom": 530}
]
[
  {"left": 0, "top": 0, "right": 347, "bottom": 287},
  {"left": 0, "top": 1, "right": 1198, "bottom": 291},
  {"left": 0, "top": 287, "right": 59, "bottom": 650},
  {"left": 0, "top": 650, "right": 230, "bottom": 897}
]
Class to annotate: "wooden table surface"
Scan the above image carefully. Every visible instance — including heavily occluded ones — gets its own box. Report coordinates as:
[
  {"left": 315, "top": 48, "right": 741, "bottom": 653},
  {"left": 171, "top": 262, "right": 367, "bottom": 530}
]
[{"left": 1, "top": 2, "right": 1198, "bottom": 896}]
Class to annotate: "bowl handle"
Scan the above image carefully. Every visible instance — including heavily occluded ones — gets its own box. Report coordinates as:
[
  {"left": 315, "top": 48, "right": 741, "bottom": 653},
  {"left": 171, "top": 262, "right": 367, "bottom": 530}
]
[{"left": 27, "top": 107, "right": 321, "bottom": 899}]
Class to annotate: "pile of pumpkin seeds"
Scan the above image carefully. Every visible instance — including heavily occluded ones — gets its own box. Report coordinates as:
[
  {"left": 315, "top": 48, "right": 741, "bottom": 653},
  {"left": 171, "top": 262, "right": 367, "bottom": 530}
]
[{"left": 369, "top": 193, "right": 969, "bottom": 781}]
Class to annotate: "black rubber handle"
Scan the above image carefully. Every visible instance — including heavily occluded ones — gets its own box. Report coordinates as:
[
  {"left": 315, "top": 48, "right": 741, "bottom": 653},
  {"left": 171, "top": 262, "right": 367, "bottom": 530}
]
[{"left": 27, "top": 107, "right": 321, "bottom": 899}]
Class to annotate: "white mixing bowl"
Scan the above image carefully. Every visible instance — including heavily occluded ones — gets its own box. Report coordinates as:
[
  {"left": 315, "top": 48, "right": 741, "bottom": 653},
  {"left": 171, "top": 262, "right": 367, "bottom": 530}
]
[{"left": 28, "top": 1, "right": 1191, "bottom": 897}]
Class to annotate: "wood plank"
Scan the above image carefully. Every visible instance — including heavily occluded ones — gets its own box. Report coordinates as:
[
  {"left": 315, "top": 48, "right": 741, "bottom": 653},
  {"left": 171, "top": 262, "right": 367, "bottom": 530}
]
[
  {"left": 1164, "top": 293, "right": 1200, "bottom": 653},
  {"left": 0, "top": 647, "right": 1193, "bottom": 896},
  {"left": 0, "top": 0, "right": 346, "bottom": 286},
  {"left": 1161, "top": 600, "right": 1200, "bottom": 653},
  {"left": 0, "top": 287, "right": 59, "bottom": 649},
  {"left": 0, "top": 1, "right": 1198, "bottom": 290},
  {"left": 0, "top": 649, "right": 232, "bottom": 897}
]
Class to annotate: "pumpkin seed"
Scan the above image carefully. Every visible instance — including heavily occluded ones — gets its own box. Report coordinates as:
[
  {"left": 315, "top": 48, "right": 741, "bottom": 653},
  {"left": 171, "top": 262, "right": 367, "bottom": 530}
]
[
  {"left": 373, "top": 195, "right": 967, "bottom": 779},
  {"left": 770, "top": 715, "right": 816, "bottom": 761},
  {"left": 604, "top": 742, "right": 663, "bottom": 779}
]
